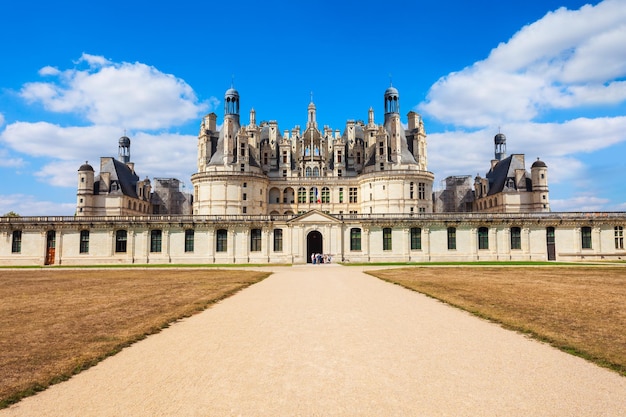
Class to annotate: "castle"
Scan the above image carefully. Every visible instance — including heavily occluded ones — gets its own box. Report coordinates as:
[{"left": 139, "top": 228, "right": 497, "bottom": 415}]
[{"left": 1, "top": 85, "right": 624, "bottom": 265}]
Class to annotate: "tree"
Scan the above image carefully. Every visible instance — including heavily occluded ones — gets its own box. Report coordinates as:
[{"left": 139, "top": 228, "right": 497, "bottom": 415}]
[{"left": 3, "top": 211, "right": 20, "bottom": 217}]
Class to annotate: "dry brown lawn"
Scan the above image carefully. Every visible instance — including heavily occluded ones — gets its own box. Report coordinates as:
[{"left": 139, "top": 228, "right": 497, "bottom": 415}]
[
  {"left": 368, "top": 266, "right": 626, "bottom": 376},
  {"left": 0, "top": 268, "right": 269, "bottom": 408}
]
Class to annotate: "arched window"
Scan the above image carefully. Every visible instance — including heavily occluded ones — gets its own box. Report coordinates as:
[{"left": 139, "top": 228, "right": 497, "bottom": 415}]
[
  {"left": 298, "top": 187, "right": 307, "bottom": 203},
  {"left": 313, "top": 167, "right": 320, "bottom": 177},
  {"left": 478, "top": 227, "right": 489, "bottom": 250},
  {"left": 309, "top": 187, "right": 318, "bottom": 203},
  {"left": 321, "top": 187, "right": 330, "bottom": 203},
  {"left": 305, "top": 167, "right": 312, "bottom": 177}
]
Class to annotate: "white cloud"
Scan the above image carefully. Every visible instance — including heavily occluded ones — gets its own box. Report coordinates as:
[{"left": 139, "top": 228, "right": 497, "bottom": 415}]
[
  {"left": 0, "top": 148, "right": 24, "bottom": 168},
  {"left": 0, "top": 194, "right": 76, "bottom": 216},
  {"left": 19, "top": 54, "right": 213, "bottom": 130},
  {"left": 0, "top": 120, "right": 198, "bottom": 188},
  {"left": 550, "top": 195, "right": 611, "bottom": 212},
  {"left": 419, "top": 0, "right": 626, "bottom": 127},
  {"left": 38, "top": 66, "right": 60, "bottom": 76},
  {"left": 0, "top": 112, "right": 4, "bottom": 127}
]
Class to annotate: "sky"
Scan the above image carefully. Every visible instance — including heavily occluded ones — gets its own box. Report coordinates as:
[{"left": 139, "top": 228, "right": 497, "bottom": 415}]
[{"left": 1, "top": 0, "right": 625, "bottom": 215}]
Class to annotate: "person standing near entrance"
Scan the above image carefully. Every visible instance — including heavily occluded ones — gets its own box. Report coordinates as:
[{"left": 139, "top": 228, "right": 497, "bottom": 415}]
[{"left": 311, "top": 253, "right": 316, "bottom": 264}]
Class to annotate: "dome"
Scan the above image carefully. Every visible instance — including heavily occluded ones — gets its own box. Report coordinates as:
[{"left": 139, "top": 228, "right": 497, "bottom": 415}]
[
  {"left": 384, "top": 86, "right": 399, "bottom": 96},
  {"left": 119, "top": 136, "right": 131, "bottom": 147},
  {"left": 225, "top": 87, "right": 239, "bottom": 98},
  {"left": 531, "top": 158, "right": 547, "bottom": 168},
  {"left": 494, "top": 133, "right": 506, "bottom": 144},
  {"left": 78, "top": 161, "right": 94, "bottom": 172}
]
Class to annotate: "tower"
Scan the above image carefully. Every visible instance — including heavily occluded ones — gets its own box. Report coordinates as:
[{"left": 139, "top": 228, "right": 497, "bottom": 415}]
[
  {"left": 76, "top": 161, "right": 95, "bottom": 216},
  {"left": 531, "top": 158, "right": 549, "bottom": 211},
  {"left": 494, "top": 132, "right": 506, "bottom": 161},
  {"left": 118, "top": 135, "right": 131, "bottom": 164}
]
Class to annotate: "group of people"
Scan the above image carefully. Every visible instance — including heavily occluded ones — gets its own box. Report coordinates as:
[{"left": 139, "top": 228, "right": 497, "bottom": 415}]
[{"left": 311, "top": 253, "right": 332, "bottom": 264}]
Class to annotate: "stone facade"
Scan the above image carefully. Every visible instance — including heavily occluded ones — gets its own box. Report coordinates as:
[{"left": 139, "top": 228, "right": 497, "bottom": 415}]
[{"left": 1, "top": 212, "right": 625, "bottom": 265}]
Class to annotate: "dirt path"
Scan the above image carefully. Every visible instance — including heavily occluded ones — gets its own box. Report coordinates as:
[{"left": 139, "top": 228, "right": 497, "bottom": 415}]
[{"left": 2, "top": 265, "right": 625, "bottom": 416}]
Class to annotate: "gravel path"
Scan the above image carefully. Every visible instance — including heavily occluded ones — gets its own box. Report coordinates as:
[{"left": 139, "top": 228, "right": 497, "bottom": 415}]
[{"left": 2, "top": 265, "right": 625, "bottom": 416}]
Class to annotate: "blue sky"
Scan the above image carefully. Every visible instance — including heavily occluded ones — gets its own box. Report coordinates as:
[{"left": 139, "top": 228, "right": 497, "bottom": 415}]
[{"left": 1, "top": 0, "right": 625, "bottom": 215}]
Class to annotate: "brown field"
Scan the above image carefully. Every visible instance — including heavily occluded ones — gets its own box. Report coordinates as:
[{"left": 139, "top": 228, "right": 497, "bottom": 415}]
[
  {"left": 0, "top": 268, "right": 269, "bottom": 408},
  {"left": 367, "top": 266, "right": 626, "bottom": 376}
]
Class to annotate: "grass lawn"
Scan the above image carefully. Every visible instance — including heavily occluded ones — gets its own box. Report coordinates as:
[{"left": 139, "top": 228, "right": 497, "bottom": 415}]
[
  {"left": 367, "top": 266, "right": 626, "bottom": 376},
  {"left": 0, "top": 268, "right": 270, "bottom": 408}
]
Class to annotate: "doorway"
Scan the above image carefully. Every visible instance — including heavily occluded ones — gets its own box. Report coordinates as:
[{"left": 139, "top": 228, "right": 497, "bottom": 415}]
[
  {"left": 546, "top": 227, "right": 556, "bottom": 261},
  {"left": 307, "top": 231, "right": 323, "bottom": 263},
  {"left": 45, "top": 230, "right": 56, "bottom": 265}
]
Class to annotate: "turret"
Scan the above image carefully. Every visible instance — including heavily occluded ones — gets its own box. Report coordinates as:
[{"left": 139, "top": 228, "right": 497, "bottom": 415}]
[
  {"left": 531, "top": 158, "right": 549, "bottom": 211},
  {"left": 494, "top": 132, "right": 506, "bottom": 161},
  {"left": 76, "top": 161, "right": 95, "bottom": 215},
  {"left": 118, "top": 136, "right": 131, "bottom": 164}
]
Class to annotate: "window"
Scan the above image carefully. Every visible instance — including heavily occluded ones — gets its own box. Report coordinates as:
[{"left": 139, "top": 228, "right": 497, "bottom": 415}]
[
  {"left": 305, "top": 167, "right": 312, "bottom": 177},
  {"left": 282, "top": 169, "right": 287, "bottom": 177},
  {"left": 185, "top": 229, "right": 194, "bottom": 252},
  {"left": 615, "top": 226, "right": 624, "bottom": 250},
  {"left": 309, "top": 187, "right": 318, "bottom": 203},
  {"left": 321, "top": 187, "right": 330, "bottom": 203},
  {"left": 409, "top": 182, "right": 414, "bottom": 199},
  {"left": 337, "top": 169, "right": 342, "bottom": 177},
  {"left": 273, "top": 229, "right": 283, "bottom": 252},
  {"left": 263, "top": 153, "right": 268, "bottom": 165},
  {"left": 150, "top": 229, "right": 162, "bottom": 253},
  {"left": 298, "top": 187, "right": 306, "bottom": 203},
  {"left": 80, "top": 230, "right": 89, "bottom": 254},
  {"left": 349, "top": 187, "right": 358, "bottom": 203},
  {"left": 478, "top": 227, "right": 489, "bottom": 250},
  {"left": 350, "top": 228, "right": 361, "bottom": 251},
  {"left": 339, "top": 188, "right": 344, "bottom": 203},
  {"left": 250, "top": 229, "right": 262, "bottom": 252},
  {"left": 581, "top": 226, "right": 592, "bottom": 249},
  {"left": 383, "top": 228, "right": 392, "bottom": 251},
  {"left": 356, "top": 152, "right": 361, "bottom": 164},
  {"left": 337, "top": 150, "right": 342, "bottom": 163},
  {"left": 243, "top": 193, "right": 247, "bottom": 201},
  {"left": 510, "top": 227, "right": 521, "bottom": 250},
  {"left": 240, "top": 144, "right": 246, "bottom": 157},
  {"left": 313, "top": 167, "right": 319, "bottom": 177},
  {"left": 447, "top": 227, "right": 456, "bottom": 250},
  {"left": 410, "top": 227, "right": 421, "bottom": 250},
  {"left": 115, "top": 230, "right": 127, "bottom": 253},
  {"left": 282, "top": 151, "right": 287, "bottom": 163},
  {"left": 216, "top": 229, "right": 228, "bottom": 252},
  {"left": 11, "top": 230, "right": 21, "bottom": 253},
  {"left": 418, "top": 183, "right": 425, "bottom": 200}
]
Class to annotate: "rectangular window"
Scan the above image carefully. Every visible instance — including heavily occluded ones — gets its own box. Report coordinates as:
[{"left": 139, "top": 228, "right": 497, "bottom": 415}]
[
  {"left": 115, "top": 230, "right": 127, "bottom": 253},
  {"left": 216, "top": 229, "right": 227, "bottom": 252},
  {"left": 80, "top": 230, "right": 89, "bottom": 254},
  {"left": 356, "top": 152, "right": 361, "bottom": 164},
  {"left": 409, "top": 182, "right": 414, "bottom": 199},
  {"left": 273, "top": 229, "right": 283, "bottom": 252},
  {"left": 339, "top": 188, "right": 344, "bottom": 203},
  {"left": 282, "top": 151, "right": 287, "bottom": 163},
  {"left": 282, "top": 169, "right": 287, "bottom": 177},
  {"left": 185, "top": 229, "right": 194, "bottom": 252},
  {"left": 581, "top": 226, "right": 592, "bottom": 249},
  {"left": 11, "top": 230, "right": 22, "bottom": 253},
  {"left": 350, "top": 228, "right": 361, "bottom": 251},
  {"left": 447, "top": 227, "right": 456, "bottom": 250},
  {"left": 337, "top": 169, "right": 342, "bottom": 177},
  {"left": 250, "top": 229, "right": 262, "bottom": 252},
  {"left": 337, "top": 151, "right": 342, "bottom": 163},
  {"left": 243, "top": 193, "right": 247, "bottom": 201},
  {"left": 383, "top": 228, "right": 392, "bottom": 251},
  {"left": 349, "top": 187, "right": 358, "bottom": 203},
  {"left": 418, "top": 183, "right": 425, "bottom": 200},
  {"left": 150, "top": 229, "right": 162, "bottom": 253},
  {"left": 410, "top": 227, "right": 421, "bottom": 250},
  {"left": 615, "top": 226, "right": 624, "bottom": 250},
  {"left": 240, "top": 144, "right": 246, "bottom": 156},
  {"left": 510, "top": 227, "right": 521, "bottom": 250},
  {"left": 478, "top": 227, "right": 489, "bottom": 250},
  {"left": 264, "top": 153, "right": 268, "bottom": 165}
]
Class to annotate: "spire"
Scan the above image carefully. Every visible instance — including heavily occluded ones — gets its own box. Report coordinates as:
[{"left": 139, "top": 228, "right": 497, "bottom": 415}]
[{"left": 307, "top": 91, "right": 317, "bottom": 128}]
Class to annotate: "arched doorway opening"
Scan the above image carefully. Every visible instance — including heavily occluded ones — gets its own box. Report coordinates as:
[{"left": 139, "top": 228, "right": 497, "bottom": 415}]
[{"left": 307, "top": 230, "right": 323, "bottom": 263}]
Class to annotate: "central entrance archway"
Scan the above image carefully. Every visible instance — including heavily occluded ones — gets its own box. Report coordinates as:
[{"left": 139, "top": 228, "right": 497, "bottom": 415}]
[{"left": 307, "top": 231, "right": 323, "bottom": 263}]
